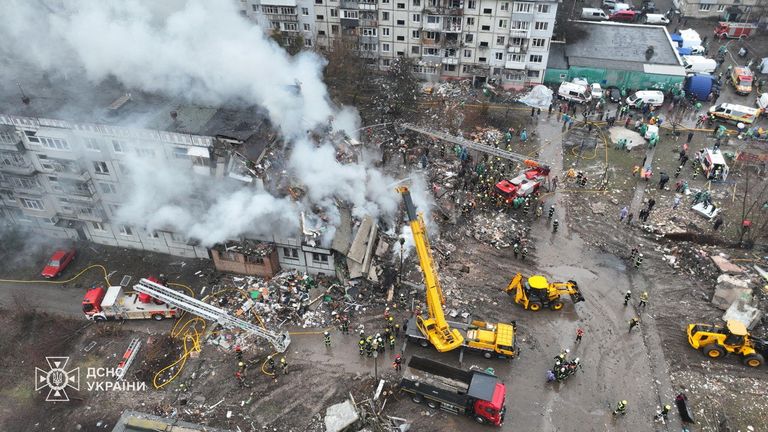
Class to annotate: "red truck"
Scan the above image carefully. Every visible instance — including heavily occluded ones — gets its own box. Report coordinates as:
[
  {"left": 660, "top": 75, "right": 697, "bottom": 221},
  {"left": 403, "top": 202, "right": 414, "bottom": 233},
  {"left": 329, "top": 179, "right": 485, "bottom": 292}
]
[
  {"left": 494, "top": 166, "right": 550, "bottom": 203},
  {"left": 83, "top": 279, "right": 177, "bottom": 322},
  {"left": 714, "top": 22, "right": 756, "bottom": 39},
  {"left": 400, "top": 356, "right": 506, "bottom": 426}
]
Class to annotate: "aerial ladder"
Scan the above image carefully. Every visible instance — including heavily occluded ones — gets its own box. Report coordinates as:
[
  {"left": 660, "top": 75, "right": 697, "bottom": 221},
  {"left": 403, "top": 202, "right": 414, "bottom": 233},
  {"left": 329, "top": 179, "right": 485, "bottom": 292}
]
[
  {"left": 400, "top": 123, "right": 546, "bottom": 167},
  {"left": 134, "top": 278, "right": 291, "bottom": 353},
  {"left": 397, "top": 186, "right": 464, "bottom": 352}
]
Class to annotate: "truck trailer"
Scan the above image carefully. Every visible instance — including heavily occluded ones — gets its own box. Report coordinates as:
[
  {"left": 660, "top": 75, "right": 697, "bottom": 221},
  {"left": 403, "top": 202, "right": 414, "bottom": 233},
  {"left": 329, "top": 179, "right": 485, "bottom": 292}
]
[
  {"left": 405, "top": 316, "right": 517, "bottom": 359},
  {"left": 400, "top": 356, "right": 507, "bottom": 426}
]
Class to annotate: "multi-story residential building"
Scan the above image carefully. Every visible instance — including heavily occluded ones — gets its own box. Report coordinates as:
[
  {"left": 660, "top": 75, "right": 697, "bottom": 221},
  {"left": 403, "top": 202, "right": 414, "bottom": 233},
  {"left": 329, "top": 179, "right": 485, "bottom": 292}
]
[
  {"left": 242, "top": 0, "right": 560, "bottom": 89},
  {"left": 673, "top": 0, "right": 763, "bottom": 21},
  {"left": 0, "top": 86, "right": 336, "bottom": 275}
]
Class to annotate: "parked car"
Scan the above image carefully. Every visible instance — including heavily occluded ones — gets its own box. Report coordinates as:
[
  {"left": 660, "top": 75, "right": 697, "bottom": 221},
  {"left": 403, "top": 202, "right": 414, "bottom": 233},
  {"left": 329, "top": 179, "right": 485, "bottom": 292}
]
[
  {"left": 581, "top": 7, "right": 609, "bottom": 20},
  {"left": 606, "top": 86, "right": 623, "bottom": 103},
  {"left": 642, "top": 1, "right": 657, "bottom": 12},
  {"left": 644, "top": 13, "right": 669, "bottom": 24},
  {"left": 590, "top": 83, "right": 604, "bottom": 99},
  {"left": 41, "top": 249, "right": 76, "bottom": 278},
  {"left": 602, "top": 0, "right": 618, "bottom": 8},
  {"left": 609, "top": 10, "right": 637, "bottom": 22}
]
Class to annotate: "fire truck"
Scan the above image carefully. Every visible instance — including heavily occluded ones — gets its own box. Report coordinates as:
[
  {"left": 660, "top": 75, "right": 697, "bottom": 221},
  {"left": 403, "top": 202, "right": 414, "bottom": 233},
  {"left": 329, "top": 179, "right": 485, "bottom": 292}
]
[
  {"left": 714, "top": 22, "right": 756, "bottom": 39},
  {"left": 83, "top": 283, "right": 177, "bottom": 322},
  {"left": 400, "top": 356, "right": 507, "bottom": 426},
  {"left": 494, "top": 166, "right": 550, "bottom": 203}
]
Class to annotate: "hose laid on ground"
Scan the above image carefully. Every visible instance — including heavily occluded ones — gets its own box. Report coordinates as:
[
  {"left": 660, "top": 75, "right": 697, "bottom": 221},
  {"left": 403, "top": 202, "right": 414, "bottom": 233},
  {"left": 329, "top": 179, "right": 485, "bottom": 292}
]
[{"left": 0, "top": 264, "right": 112, "bottom": 286}]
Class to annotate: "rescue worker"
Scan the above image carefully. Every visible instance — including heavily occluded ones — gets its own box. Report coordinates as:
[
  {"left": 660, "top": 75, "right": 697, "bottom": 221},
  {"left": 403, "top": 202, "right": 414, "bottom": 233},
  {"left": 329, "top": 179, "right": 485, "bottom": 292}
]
[
  {"left": 580, "top": 176, "right": 587, "bottom": 187},
  {"left": 623, "top": 290, "right": 632, "bottom": 306},
  {"left": 323, "top": 331, "right": 331, "bottom": 347},
  {"left": 638, "top": 291, "right": 649, "bottom": 308},
  {"left": 235, "top": 370, "right": 247, "bottom": 387},
  {"left": 386, "top": 316, "right": 395, "bottom": 331},
  {"left": 393, "top": 354, "right": 402, "bottom": 371},
  {"left": 394, "top": 324, "right": 400, "bottom": 337},
  {"left": 629, "top": 246, "right": 639, "bottom": 261},
  {"left": 575, "top": 328, "right": 584, "bottom": 343},
  {"left": 635, "top": 253, "right": 643, "bottom": 269},
  {"left": 389, "top": 334, "right": 396, "bottom": 350},
  {"left": 358, "top": 337, "right": 366, "bottom": 356},
  {"left": 513, "top": 243, "right": 520, "bottom": 259},
  {"left": 523, "top": 199, "right": 530, "bottom": 215},
  {"left": 674, "top": 165, "right": 682, "bottom": 178},
  {"left": 371, "top": 337, "right": 379, "bottom": 355},
  {"left": 536, "top": 204, "right": 543, "bottom": 218},
  {"left": 548, "top": 205, "right": 555, "bottom": 219},
  {"left": 613, "top": 400, "right": 628, "bottom": 416},
  {"left": 654, "top": 404, "right": 671, "bottom": 422},
  {"left": 267, "top": 355, "right": 275, "bottom": 373},
  {"left": 384, "top": 327, "right": 392, "bottom": 342},
  {"left": 552, "top": 219, "right": 559, "bottom": 232},
  {"left": 521, "top": 247, "right": 528, "bottom": 261},
  {"left": 340, "top": 316, "right": 349, "bottom": 334},
  {"left": 365, "top": 336, "right": 374, "bottom": 357},
  {"left": 280, "top": 357, "right": 288, "bottom": 375},
  {"left": 238, "top": 361, "right": 246, "bottom": 373},
  {"left": 234, "top": 345, "right": 243, "bottom": 362},
  {"left": 629, "top": 317, "right": 640, "bottom": 332},
  {"left": 377, "top": 334, "right": 386, "bottom": 354}
]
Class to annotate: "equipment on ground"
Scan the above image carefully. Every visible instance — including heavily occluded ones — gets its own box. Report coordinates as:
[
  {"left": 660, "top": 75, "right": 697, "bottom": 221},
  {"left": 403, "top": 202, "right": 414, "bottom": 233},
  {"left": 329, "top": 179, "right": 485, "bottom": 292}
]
[
  {"left": 503, "top": 273, "right": 584, "bottom": 311},
  {"left": 400, "top": 356, "right": 507, "bottom": 426},
  {"left": 398, "top": 186, "right": 517, "bottom": 359},
  {"left": 686, "top": 320, "right": 766, "bottom": 367}
]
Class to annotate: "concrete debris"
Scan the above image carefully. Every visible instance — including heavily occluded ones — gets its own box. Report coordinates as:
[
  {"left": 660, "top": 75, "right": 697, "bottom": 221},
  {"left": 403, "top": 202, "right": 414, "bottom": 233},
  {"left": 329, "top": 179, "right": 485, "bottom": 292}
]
[
  {"left": 711, "top": 275, "right": 752, "bottom": 310},
  {"left": 722, "top": 298, "right": 763, "bottom": 329},
  {"left": 324, "top": 400, "right": 359, "bottom": 432},
  {"left": 711, "top": 255, "right": 745, "bottom": 274}
]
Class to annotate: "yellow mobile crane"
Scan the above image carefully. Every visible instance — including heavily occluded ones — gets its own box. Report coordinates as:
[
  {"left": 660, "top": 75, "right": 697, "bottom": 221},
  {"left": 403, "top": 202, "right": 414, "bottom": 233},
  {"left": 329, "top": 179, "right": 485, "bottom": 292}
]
[{"left": 398, "top": 186, "right": 517, "bottom": 359}]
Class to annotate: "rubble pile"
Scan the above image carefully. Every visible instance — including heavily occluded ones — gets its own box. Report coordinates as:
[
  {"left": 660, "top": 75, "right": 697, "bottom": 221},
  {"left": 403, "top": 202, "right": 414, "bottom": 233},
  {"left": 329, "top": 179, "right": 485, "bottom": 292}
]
[{"left": 465, "top": 211, "right": 528, "bottom": 249}]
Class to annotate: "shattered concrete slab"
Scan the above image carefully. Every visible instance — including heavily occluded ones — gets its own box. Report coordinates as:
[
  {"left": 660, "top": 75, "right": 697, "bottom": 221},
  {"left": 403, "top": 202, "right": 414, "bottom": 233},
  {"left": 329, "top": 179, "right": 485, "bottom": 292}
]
[
  {"left": 723, "top": 298, "right": 763, "bottom": 329},
  {"left": 348, "top": 217, "right": 374, "bottom": 264},
  {"left": 324, "top": 400, "right": 359, "bottom": 432},
  {"left": 691, "top": 202, "right": 720, "bottom": 220},
  {"left": 711, "top": 256, "right": 745, "bottom": 274},
  {"left": 712, "top": 274, "right": 752, "bottom": 310}
]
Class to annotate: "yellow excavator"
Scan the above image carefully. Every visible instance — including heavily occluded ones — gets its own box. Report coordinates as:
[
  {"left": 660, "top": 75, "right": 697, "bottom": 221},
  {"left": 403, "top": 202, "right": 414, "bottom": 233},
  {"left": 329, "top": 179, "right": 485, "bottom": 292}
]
[
  {"left": 503, "top": 273, "right": 584, "bottom": 311},
  {"left": 398, "top": 186, "right": 517, "bottom": 359}
]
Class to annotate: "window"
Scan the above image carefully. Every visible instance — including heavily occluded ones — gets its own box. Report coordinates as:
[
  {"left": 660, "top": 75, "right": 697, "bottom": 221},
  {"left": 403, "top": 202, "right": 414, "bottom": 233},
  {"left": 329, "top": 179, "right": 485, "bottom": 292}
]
[
  {"left": 463, "top": 49, "right": 472, "bottom": 57},
  {"left": 529, "top": 54, "right": 543, "bottom": 63},
  {"left": 465, "top": 33, "right": 474, "bottom": 42},
  {"left": 319, "top": 30, "right": 327, "bottom": 36},
  {"left": 84, "top": 138, "right": 101, "bottom": 151},
  {"left": 283, "top": 247, "right": 299, "bottom": 260},
  {"left": 302, "top": 7, "right": 309, "bottom": 15},
  {"left": 23, "top": 130, "right": 40, "bottom": 143},
  {"left": 427, "top": 15, "right": 440, "bottom": 23},
  {"left": 134, "top": 147, "right": 154, "bottom": 157},
  {"left": 98, "top": 182, "right": 117, "bottom": 194},
  {"left": 496, "top": 35, "right": 505, "bottom": 45},
  {"left": 483, "top": 7, "right": 492, "bottom": 13},
  {"left": 462, "top": 65, "right": 471, "bottom": 73},
  {"left": 220, "top": 251, "right": 238, "bottom": 261},
  {"left": 396, "top": 35, "right": 405, "bottom": 41},
  {"left": 536, "top": 4, "right": 549, "bottom": 13},
  {"left": 413, "top": 0, "right": 421, "bottom": 5},
  {"left": 699, "top": 3, "right": 710, "bottom": 10},
  {"left": 383, "top": 28, "right": 390, "bottom": 36},
  {"left": 507, "top": 53, "right": 523, "bottom": 62},
  {"left": 479, "top": 41, "right": 489, "bottom": 47},
  {"left": 445, "top": 64, "right": 456, "bottom": 71},
  {"left": 317, "top": 14, "right": 324, "bottom": 20},
  {"left": 527, "top": 70, "right": 540, "bottom": 78},
  {"left": 330, "top": 8, "right": 338, "bottom": 16},
  {"left": 501, "top": 2, "right": 510, "bottom": 10},
  {"left": 411, "top": 30, "right": 420, "bottom": 38},
  {"left": 149, "top": 230, "right": 159, "bottom": 238},
  {"left": 466, "top": 17, "right": 475, "bottom": 26},
  {"left": 93, "top": 161, "right": 110, "bottom": 174},
  {"left": 423, "top": 47, "right": 439, "bottom": 55},
  {"left": 112, "top": 140, "right": 124, "bottom": 153},
  {"left": 412, "top": 14, "right": 421, "bottom": 21},
  {"left": 397, "top": 2, "right": 405, "bottom": 8},
  {"left": 534, "top": 21, "right": 548, "bottom": 30},
  {"left": 717, "top": 4, "right": 725, "bottom": 11},
  {"left": 304, "top": 23, "right": 310, "bottom": 31},
  {"left": 312, "top": 253, "right": 329, "bottom": 263},
  {"left": 498, "top": 19, "right": 507, "bottom": 29},
  {"left": 382, "top": 59, "right": 391, "bottom": 66},
  {"left": 119, "top": 225, "right": 133, "bottom": 236},
  {"left": 514, "top": 2, "right": 532, "bottom": 12},
  {"left": 532, "top": 38, "right": 546, "bottom": 47},
  {"left": 467, "top": 0, "right": 476, "bottom": 8},
  {"left": 21, "top": 198, "right": 44, "bottom": 210},
  {"left": 382, "top": 43, "right": 390, "bottom": 51},
  {"left": 170, "top": 232, "right": 185, "bottom": 242},
  {"left": 362, "top": 27, "right": 377, "bottom": 36},
  {"left": 382, "top": 11, "right": 390, "bottom": 20},
  {"left": 279, "top": 7, "right": 295, "bottom": 14},
  {"left": 245, "top": 255, "right": 264, "bottom": 264},
  {"left": 512, "top": 20, "right": 530, "bottom": 29},
  {"left": 495, "top": 52, "right": 503, "bottom": 60},
  {"left": 396, "top": 19, "right": 405, "bottom": 25},
  {"left": 283, "top": 23, "right": 298, "bottom": 31},
  {"left": 331, "top": 25, "right": 339, "bottom": 33},
  {"left": 315, "top": 0, "right": 322, "bottom": 4},
  {"left": 481, "top": 25, "right": 490, "bottom": 31},
  {"left": 172, "top": 147, "right": 188, "bottom": 159},
  {"left": 342, "top": 10, "right": 358, "bottom": 18},
  {"left": 92, "top": 222, "right": 105, "bottom": 231},
  {"left": 39, "top": 137, "right": 70, "bottom": 150},
  {"left": 263, "top": 6, "right": 279, "bottom": 13},
  {"left": 407, "top": 45, "right": 418, "bottom": 54},
  {"left": 478, "top": 56, "right": 487, "bottom": 62},
  {"left": 305, "top": 38, "right": 312, "bottom": 47}
]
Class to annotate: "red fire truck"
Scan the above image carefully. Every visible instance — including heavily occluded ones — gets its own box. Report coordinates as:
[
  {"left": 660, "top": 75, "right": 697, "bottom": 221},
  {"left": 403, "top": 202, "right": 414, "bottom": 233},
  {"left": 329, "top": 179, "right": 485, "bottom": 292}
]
[
  {"left": 494, "top": 166, "right": 550, "bottom": 203},
  {"left": 714, "top": 22, "right": 756, "bottom": 39},
  {"left": 83, "top": 280, "right": 178, "bottom": 321}
]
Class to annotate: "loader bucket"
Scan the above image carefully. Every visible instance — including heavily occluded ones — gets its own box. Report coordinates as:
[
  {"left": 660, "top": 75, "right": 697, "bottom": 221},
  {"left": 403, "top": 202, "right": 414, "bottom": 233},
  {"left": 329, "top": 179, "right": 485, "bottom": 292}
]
[{"left": 568, "top": 280, "right": 585, "bottom": 303}]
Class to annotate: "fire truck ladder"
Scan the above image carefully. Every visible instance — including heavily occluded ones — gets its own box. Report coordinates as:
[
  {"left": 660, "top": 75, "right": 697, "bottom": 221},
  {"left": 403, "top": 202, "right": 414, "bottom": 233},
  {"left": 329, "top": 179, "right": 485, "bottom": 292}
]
[
  {"left": 400, "top": 123, "right": 544, "bottom": 166},
  {"left": 115, "top": 337, "right": 141, "bottom": 381},
  {"left": 133, "top": 278, "right": 291, "bottom": 353}
]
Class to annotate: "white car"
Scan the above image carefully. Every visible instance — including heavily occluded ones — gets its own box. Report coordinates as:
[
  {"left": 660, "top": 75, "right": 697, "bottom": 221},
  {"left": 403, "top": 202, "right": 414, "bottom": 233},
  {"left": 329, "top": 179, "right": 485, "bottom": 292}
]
[
  {"left": 590, "top": 83, "right": 604, "bottom": 100},
  {"left": 756, "top": 93, "right": 768, "bottom": 110},
  {"left": 644, "top": 13, "right": 670, "bottom": 24}
]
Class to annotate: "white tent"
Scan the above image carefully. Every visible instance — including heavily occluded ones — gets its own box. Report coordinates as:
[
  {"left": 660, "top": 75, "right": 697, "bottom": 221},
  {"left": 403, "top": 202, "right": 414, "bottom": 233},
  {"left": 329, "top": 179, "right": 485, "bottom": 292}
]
[{"left": 679, "top": 28, "right": 702, "bottom": 49}]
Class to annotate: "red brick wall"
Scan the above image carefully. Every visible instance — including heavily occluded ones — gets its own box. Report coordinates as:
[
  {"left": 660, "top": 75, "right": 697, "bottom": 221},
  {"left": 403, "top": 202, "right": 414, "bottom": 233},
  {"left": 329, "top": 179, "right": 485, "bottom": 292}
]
[{"left": 210, "top": 248, "right": 280, "bottom": 277}]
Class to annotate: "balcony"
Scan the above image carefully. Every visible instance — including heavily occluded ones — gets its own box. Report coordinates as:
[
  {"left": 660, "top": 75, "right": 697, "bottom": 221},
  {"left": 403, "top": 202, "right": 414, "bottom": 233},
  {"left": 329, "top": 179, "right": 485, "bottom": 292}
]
[
  {"left": 341, "top": 18, "right": 359, "bottom": 28},
  {"left": 509, "top": 28, "right": 530, "bottom": 38},
  {"left": 341, "top": 0, "right": 358, "bottom": 8},
  {"left": 507, "top": 42, "right": 529, "bottom": 53},
  {"left": 359, "top": 35, "right": 378, "bottom": 44},
  {"left": 0, "top": 139, "right": 24, "bottom": 152},
  {"left": 358, "top": 0, "right": 377, "bottom": 10},
  {"left": 442, "top": 56, "right": 459, "bottom": 65},
  {"left": 442, "top": 23, "right": 462, "bottom": 32},
  {"left": 511, "top": 11, "right": 534, "bottom": 21},
  {"left": 504, "top": 59, "right": 527, "bottom": 70},
  {"left": 423, "top": 21, "right": 442, "bottom": 31},
  {"left": 424, "top": 5, "right": 464, "bottom": 15},
  {"left": 421, "top": 54, "right": 442, "bottom": 64},
  {"left": 0, "top": 163, "right": 36, "bottom": 176},
  {"left": 360, "top": 18, "right": 378, "bottom": 26},
  {"left": 443, "top": 38, "right": 460, "bottom": 48},
  {"left": 358, "top": 50, "right": 378, "bottom": 58},
  {"left": 268, "top": 14, "right": 298, "bottom": 22}
]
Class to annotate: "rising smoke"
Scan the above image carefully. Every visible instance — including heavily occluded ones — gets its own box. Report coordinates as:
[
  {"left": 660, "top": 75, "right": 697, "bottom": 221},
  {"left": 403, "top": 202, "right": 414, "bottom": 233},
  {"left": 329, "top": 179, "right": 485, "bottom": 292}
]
[{"left": 0, "top": 0, "right": 430, "bottom": 247}]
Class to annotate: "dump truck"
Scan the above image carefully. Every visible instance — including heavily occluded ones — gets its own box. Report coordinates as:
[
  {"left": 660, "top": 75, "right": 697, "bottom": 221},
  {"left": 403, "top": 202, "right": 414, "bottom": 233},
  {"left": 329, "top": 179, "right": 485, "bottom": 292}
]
[
  {"left": 687, "top": 320, "right": 766, "bottom": 367},
  {"left": 503, "top": 273, "right": 584, "bottom": 311},
  {"left": 400, "top": 356, "right": 507, "bottom": 426},
  {"left": 398, "top": 186, "right": 517, "bottom": 359},
  {"left": 83, "top": 285, "right": 178, "bottom": 321}
]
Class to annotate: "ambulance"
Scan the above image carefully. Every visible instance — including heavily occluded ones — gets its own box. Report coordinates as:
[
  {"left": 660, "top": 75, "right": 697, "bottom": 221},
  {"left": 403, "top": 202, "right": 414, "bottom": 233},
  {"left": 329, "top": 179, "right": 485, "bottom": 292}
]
[
  {"left": 708, "top": 103, "right": 762, "bottom": 125},
  {"left": 730, "top": 67, "right": 754, "bottom": 95}
]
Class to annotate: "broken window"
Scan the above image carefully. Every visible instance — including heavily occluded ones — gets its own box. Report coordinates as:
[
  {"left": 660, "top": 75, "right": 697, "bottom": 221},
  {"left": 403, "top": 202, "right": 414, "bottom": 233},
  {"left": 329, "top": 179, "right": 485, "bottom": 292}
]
[
  {"left": 283, "top": 248, "right": 299, "bottom": 259},
  {"left": 119, "top": 225, "right": 133, "bottom": 236},
  {"left": 312, "top": 253, "right": 329, "bottom": 263},
  {"left": 93, "top": 161, "right": 110, "bottom": 174},
  {"left": 246, "top": 255, "right": 264, "bottom": 264},
  {"left": 221, "top": 251, "right": 238, "bottom": 261}
]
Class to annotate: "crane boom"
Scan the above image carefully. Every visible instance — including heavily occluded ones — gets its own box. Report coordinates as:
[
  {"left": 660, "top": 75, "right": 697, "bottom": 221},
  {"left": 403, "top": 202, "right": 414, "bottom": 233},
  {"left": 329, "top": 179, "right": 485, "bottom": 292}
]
[
  {"left": 401, "top": 123, "right": 544, "bottom": 167},
  {"left": 134, "top": 278, "right": 291, "bottom": 353},
  {"left": 398, "top": 186, "right": 464, "bottom": 352}
]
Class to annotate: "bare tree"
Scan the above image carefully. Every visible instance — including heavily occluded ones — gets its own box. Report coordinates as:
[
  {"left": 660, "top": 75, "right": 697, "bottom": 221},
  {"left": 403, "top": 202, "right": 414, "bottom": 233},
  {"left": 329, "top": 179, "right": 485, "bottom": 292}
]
[
  {"left": 323, "top": 35, "right": 372, "bottom": 106},
  {"left": 736, "top": 168, "right": 768, "bottom": 246}
]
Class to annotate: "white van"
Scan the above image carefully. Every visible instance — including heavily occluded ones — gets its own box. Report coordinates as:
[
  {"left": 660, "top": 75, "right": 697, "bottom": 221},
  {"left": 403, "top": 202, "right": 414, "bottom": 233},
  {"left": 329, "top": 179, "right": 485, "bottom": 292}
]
[
  {"left": 644, "top": 13, "right": 670, "bottom": 24},
  {"left": 610, "top": 2, "right": 631, "bottom": 13},
  {"left": 708, "top": 103, "right": 762, "bottom": 124},
  {"left": 626, "top": 90, "right": 665, "bottom": 107},
  {"left": 558, "top": 82, "right": 592, "bottom": 104},
  {"left": 581, "top": 8, "right": 608, "bottom": 20},
  {"left": 682, "top": 56, "right": 717, "bottom": 75}
]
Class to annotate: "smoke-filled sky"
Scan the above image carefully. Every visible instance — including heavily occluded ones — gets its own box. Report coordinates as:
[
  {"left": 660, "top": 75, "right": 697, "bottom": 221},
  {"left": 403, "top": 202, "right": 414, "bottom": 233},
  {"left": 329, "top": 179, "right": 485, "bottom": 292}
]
[{"left": 0, "top": 0, "right": 426, "bottom": 247}]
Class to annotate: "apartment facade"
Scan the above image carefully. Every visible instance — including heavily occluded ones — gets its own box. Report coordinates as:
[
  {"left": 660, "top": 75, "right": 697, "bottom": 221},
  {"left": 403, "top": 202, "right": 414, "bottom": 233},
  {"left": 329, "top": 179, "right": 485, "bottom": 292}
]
[
  {"left": 674, "top": 0, "right": 762, "bottom": 21},
  {"left": 241, "top": 0, "right": 559, "bottom": 89}
]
